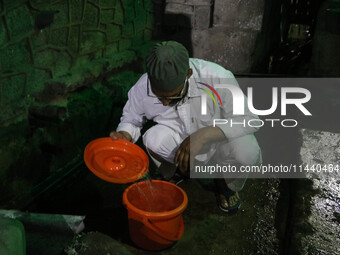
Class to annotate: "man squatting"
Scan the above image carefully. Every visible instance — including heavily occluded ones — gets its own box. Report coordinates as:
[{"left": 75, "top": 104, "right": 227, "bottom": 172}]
[{"left": 110, "top": 41, "right": 262, "bottom": 213}]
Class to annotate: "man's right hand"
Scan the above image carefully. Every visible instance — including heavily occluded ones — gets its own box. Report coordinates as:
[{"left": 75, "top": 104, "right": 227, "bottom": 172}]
[{"left": 109, "top": 131, "right": 132, "bottom": 142}]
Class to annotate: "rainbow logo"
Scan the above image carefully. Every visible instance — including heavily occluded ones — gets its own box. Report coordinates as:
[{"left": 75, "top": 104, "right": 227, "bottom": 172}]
[{"left": 197, "top": 82, "right": 223, "bottom": 106}]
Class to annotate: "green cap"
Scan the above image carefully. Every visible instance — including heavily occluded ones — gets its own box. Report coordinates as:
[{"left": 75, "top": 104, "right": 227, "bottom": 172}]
[{"left": 146, "top": 41, "right": 189, "bottom": 92}]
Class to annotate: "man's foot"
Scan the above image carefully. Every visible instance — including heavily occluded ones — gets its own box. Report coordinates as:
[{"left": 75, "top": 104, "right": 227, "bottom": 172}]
[
  {"left": 216, "top": 187, "right": 241, "bottom": 213},
  {"left": 168, "top": 170, "right": 189, "bottom": 185}
]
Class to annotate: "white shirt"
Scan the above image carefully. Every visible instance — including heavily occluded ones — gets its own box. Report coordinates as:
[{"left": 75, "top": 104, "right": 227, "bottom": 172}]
[{"left": 117, "top": 58, "right": 260, "bottom": 143}]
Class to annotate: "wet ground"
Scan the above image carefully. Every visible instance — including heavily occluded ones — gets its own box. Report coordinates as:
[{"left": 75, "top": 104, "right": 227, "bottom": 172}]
[
  {"left": 22, "top": 92, "right": 340, "bottom": 255},
  {"left": 28, "top": 167, "right": 283, "bottom": 255}
]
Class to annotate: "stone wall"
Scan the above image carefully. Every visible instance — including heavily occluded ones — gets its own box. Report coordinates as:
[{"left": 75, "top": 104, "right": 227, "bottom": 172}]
[
  {"left": 0, "top": 0, "right": 154, "bottom": 207},
  {"left": 158, "top": 0, "right": 267, "bottom": 73},
  {"left": 0, "top": 0, "right": 153, "bottom": 125}
]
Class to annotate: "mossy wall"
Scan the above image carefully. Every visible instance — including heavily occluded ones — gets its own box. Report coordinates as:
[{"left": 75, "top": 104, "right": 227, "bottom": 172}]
[{"left": 0, "top": 0, "right": 154, "bottom": 207}]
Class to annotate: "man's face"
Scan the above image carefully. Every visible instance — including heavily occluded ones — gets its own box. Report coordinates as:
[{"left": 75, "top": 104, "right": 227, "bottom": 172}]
[
  {"left": 149, "top": 69, "right": 192, "bottom": 106},
  {"left": 151, "top": 81, "right": 187, "bottom": 106}
]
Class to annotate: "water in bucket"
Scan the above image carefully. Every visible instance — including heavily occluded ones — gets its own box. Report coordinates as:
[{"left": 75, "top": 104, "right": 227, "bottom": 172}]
[
  {"left": 133, "top": 173, "right": 177, "bottom": 212},
  {"left": 123, "top": 179, "right": 188, "bottom": 250},
  {"left": 131, "top": 174, "right": 182, "bottom": 213}
]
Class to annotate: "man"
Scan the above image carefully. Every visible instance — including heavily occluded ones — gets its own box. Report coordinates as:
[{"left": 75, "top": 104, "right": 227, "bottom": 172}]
[{"left": 110, "top": 41, "right": 262, "bottom": 213}]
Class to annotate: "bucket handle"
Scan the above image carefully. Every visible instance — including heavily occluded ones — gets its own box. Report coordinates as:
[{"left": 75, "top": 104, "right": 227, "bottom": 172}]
[{"left": 142, "top": 217, "right": 184, "bottom": 242}]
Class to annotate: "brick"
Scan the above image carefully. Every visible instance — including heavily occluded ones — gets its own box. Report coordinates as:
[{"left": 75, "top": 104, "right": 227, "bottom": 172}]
[
  {"left": 144, "top": 0, "right": 154, "bottom": 12},
  {"left": 99, "top": 0, "right": 117, "bottom": 8},
  {"left": 50, "top": 28, "right": 68, "bottom": 47},
  {"left": 27, "top": 68, "right": 51, "bottom": 95},
  {"left": 34, "top": 50, "right": 56, "bottom": 68},
  {"left": 31, "top": 29, "right": 49, "bottom": 48},
  {"left": 83, "top": 2, "right": 100, "bottom": 28},
  {"left": 166, "top": 0, "right": 210, "bottom": 5},
  {"left": 30, "top": 0, "right": 50, "bottom": 9},
  {"left": 0, "top": 19, "right": 8, "bottom": 46},
  {"left": 165, "top": 2, "right": 194, "bottom": 15},
  {"left": 144, "top": 28, "right": 152, "bottom": 41},
  {"left": 68, "top": 26, "right": 80, "bottom": 53},
  {"left": 146, "top": 11, "right": 154, "bottom": 29},
  {"left": 2, "top": 74, "right": 25, "bottom": 104},
  {"left": 122, "top": 0, "right": 135, "bottom": 22},
  {"left": 194, "top": 6, "right": 210, "bottom": 29},
  {"left": 54, "top": 51, "right": 72, "bottom": 77},
  {"left": 118, "top": 39, "right": 132, "bottom": 51},
  {"left": 104, "top": 43, "right": 118, "bottom": 57},
  {"left": 89, "top": 0, "right": 99, "bottom": 5},
  {"left": 6, "top": 5, "right": 33, "bottom": 40},
  {"left": 51, "top": 2, "right": 69, "bottom": 27},
  {"left": 134, "top": 11, "right": 147, "bottom": 33},
  {"left": 107, "top": 24, "right": 121, "bottom": 42},
  {"left": 3, "top": 0, "right": 27, "bottom": 10},
  {"left": 70, "top": 0, "right": 83, "bottom": 23},
  {"left": 122, "top": 22, "right": 134, "bottom": 38},
  {"left": 132, "top": 30, "right": 144, "bottom": 46},
  {"left": 0, "top": 43, "right": 31, "bottom": 71},
  {"left": 113, "top": 0, "right": 124, "bottom": 25},
  {"left": 134, "top": 0, "right": 144, "bottom": 15},
  {"left": 101, "top": 9, "right": 114, "bottom": 23},
  {"left": 184, "top": 0, "right": 211, "bottom": 6},
  {"left": 80, "top": 31, "right": 105, "bottom": 54}
]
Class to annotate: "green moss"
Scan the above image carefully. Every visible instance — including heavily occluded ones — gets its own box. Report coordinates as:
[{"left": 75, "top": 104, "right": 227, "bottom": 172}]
[
  {"left": 70, "top": 0, "right": 83, "bottom": 23},
  {"left": 122, "top": 22, "right": 134, "bottom": 38},
  {"left": 0, "top": 20, "right": 8, "bottom": 46},
  {"left": 132, "top": 30, "right": 144, "bottom": 46},
  {"left": 146, "top": 11, "right": 154, "bottom": 29},
  {"left": 54, "top": 51, "right": 72, "bottom": 77},
  {"left": 6, "top": 5, "right": 33, "bottom": 40},
  {"left": 143, "top": 0, "right": 154, "bottom": 12},
  {"left": 0, "top": 42, "right": 31, "bottom": 71},
  {"left": 122, "top": 0, "right": 135, "bottom": 23},
  {"left": 99, "top": 0, "right": 117, "bottom": 8},
  {"left": 1, "top": 74, "right": 25, "bottom": 104},
  {"left": 118, "top": 39, "right": 132, "bottom": 51},
  {"left": 50, "top": 28, "right": 68, "bottom": 47},
  {"left": 113, "top": 0, "right": 124, "bottom": 25},
  {"left": 104, "top": 43, "right": 118, "bottom": 57},
  {"left": 31, "top": 29, "right": 49, "bottom": 48},
  {"left": 100, "top": 9, "right": 114, "bottom": 23},
  {"left": 80, "top": 31, "right": 105, "bottom": 54},
  {"left": 27, "top": 69, "right": 51, "bottom": 95},
  {"left": 83, "top": 3, "right": 99, "bottom": 28},
  {"left": 107, "top": 24, "right": 121, "bottom": 43},
  {"left": 34, "top": 50, "right": 55, "bottom": 68},
  {"left": 67, "top": 87, "right": 112, "bottom": 145},
  {"left": 134, "top": 11, "right": 147, "bottom": 33},
  {"left": 51, "top": 1, "right": 69, "bottom": 27},
  {"left": 68, "top": 26, "right": 80, "bottom": 53}
]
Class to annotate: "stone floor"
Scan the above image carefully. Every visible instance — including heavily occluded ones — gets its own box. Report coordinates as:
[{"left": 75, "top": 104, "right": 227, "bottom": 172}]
[{"left": 4, "top": 81, "right": 340, "bottom": 255}]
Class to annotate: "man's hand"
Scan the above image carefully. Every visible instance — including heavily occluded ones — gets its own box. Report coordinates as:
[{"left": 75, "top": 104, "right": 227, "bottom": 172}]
[
  {"left": 109, "top": 131, "right": 132, "bottom": 142},
  {"left": 174, "top": 126, "right": 226, "bottom": 173}
]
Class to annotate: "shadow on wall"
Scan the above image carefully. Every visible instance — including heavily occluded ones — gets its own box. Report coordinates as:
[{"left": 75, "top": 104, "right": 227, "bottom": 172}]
[{"left": 153, "top": 13, "right": 193, "bottom": 57}]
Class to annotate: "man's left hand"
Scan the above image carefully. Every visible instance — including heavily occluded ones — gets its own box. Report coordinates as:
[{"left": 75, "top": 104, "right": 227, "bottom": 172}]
[{"left": 174, "top": 127, "right": 226, "bottom": 173}]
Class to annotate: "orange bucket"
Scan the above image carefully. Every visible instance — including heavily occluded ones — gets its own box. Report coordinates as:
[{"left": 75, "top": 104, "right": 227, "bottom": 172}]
[{"left": 123, "top": 180, "right": 188, "bottom": 251}]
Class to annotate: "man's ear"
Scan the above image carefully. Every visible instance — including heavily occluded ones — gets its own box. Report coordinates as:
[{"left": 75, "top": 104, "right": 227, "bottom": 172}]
[{"left": 187, "top": 68, "right": 193, "bottom": 78}]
